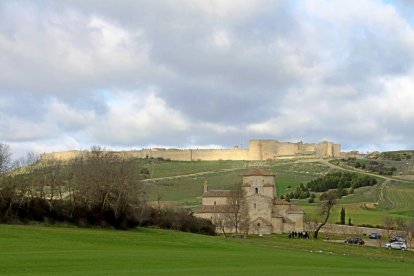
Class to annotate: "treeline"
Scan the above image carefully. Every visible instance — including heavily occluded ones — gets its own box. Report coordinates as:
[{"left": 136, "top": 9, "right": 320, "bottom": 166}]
[
  {"left": 380, "top": 151, "right": 413, "bottom": 161},
  {"left": 283, "top": 172, "right": 378, "bottom": 202},
  {"left": 307, "top": 171, "right": 377, "bottom": 192},
  {"left": 0, "top": 147, "right": 214, "bottom": 235},
  {"left": 342, "top": 158, "right": 397, "bottom": 175}
]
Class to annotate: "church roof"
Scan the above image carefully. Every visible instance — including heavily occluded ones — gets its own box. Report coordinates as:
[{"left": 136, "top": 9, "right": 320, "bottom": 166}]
[
  {"left": 202, "top": 190, "right": 232, "bottom": 198},
  {"left": 199, "top": 205, "right": 228, "bottom": 213},
  {"left": 274, "top": 198, "right": 291, "bottom": 205},
  {"left": 287, "top": 204, "right": 304, "bottom": 214},
  {"left": 243, "top": 167, "right": 274, "bottom": 177}
]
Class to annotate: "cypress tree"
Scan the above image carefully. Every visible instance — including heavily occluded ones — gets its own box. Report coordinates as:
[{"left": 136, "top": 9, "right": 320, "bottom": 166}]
[{"left": 340, "top": 207, "right": 346, "bottom": 225}]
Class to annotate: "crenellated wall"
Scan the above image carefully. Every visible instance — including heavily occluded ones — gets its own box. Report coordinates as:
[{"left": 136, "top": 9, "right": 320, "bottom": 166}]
[{"left": 40, "top": 139, "right": 341, "bottom": 161}]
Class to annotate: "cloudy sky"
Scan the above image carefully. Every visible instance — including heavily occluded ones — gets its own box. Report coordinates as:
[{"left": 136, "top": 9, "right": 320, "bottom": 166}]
[{"left": 1, "top": 0, "right": 414, "bottom": 157}]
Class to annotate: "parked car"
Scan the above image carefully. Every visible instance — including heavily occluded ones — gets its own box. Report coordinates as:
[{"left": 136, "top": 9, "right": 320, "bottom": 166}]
[
  {"left": 345, "top": 237, "right": 365, "bottom": 245},
  {"left": 369, "top": 232, "right": 382, "bottom": 239},
  {"left": 385, "top": 241, "right": 407, "bottom": 251},
  {"left": 389, "top": 236, "right": 406, "bottom": 243}
]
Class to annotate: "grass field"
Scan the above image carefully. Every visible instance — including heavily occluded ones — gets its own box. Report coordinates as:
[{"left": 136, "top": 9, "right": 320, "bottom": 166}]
[
  {"left": 140, "top": 158, "right": 414, "bottom": 226},
  {"left": 144, "top": 160, "right": 329, "bottom": 204},
  {"left": 1, "top": 225, "right": 414, "bottom": 275}
]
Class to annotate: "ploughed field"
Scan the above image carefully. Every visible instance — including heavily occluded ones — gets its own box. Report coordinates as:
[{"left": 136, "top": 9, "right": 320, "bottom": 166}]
[
  {"left": 141, "top": 158, "right": 414, "bottom": 226},
  {"left": 1, "top": 225, "right": 413, "bottom": 275}
]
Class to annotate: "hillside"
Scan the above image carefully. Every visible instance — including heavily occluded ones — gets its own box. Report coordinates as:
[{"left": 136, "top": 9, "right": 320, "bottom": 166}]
[
  {"left": 140, "top": 158, "right": 414, "bottom": 226},
  {"left": 0, "top": 225, "right": 413, "bottom": 275},
  {"left": 5, "top": 156, "right": 414, "bottom": 227}
]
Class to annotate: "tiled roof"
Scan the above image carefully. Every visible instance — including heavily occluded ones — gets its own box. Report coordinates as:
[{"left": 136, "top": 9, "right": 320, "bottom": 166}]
[
  {"left": 274, "top": 198, "right": 291, "bottom": 205},
  {"left": 202, "top": 190, "right": 232, "bottom": 198},
  {"left": 288, "top": 204, "right": 304, "bottom": 213},
  {"left": 243, "top": 167, "right": 274, "bottom": 176},
  {"left": 199, "top": 205, "right": 229, "bottom": 213}
]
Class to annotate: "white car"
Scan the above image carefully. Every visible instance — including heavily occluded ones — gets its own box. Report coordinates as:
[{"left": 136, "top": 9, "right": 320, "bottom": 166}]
[{"left": 385, "top": 241, "right": 408, "bottom": 251}]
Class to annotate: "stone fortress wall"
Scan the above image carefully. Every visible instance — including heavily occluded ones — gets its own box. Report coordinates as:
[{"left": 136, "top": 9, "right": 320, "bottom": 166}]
[{"left": 41, "top": 139, "right": 341, "bottom": 161}]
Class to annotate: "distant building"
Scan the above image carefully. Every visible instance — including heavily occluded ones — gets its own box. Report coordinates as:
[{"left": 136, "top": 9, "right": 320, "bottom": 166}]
[
  {"left": 41, "top": 139, "right": 341, "bottom": 162},
  {"left": 197, "top": 168, "right": 304, "bottom": 235}
]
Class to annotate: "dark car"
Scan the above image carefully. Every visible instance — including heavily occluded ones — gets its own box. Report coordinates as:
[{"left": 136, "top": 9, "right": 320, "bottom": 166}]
[
  {"left": 369, "top": 232, "right": 382, "bottom": 239},
  {"left": 345, "top": 237, "right": 365, "bottom": 245},
  {"left": 389, "top": 236, "right": 406, "bottom": 243}
]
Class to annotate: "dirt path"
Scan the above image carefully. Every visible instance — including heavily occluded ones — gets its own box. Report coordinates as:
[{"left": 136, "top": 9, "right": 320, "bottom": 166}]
[
  {"left": 142, "top": 166, "right": 247, "bottom": 183},
  {"left": 317, "top": 160, "right": 397, "bottom": 209},
  {"left": 143, "top": 158, "right": 410, "bottom": 210}
]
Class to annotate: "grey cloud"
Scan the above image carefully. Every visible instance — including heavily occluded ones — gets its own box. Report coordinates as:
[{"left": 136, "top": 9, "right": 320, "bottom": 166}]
[{"left": 1, "top": 0, "right": 414, "bottom": 154}]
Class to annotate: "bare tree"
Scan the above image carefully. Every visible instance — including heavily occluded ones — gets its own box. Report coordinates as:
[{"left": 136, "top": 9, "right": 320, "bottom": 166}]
[
  {"left": 69, "top": 153, "right": 143, "bottom": 220},
  {"left": 304, "top": 214, "right": 319, "bottom": 239},
  {"left": 395, "top": 217, "right": 407, "bottom": 233},
  {"left": 404, "top": 218, "right": 414, "bottom": 250},
  {"left": 0, "top": 143, "right": 12, "bottom": 174},
  {"left": 313, "top": 194, "right": 336, "bottom": 240},
  {"left": 225, "top": 185, "right": 249, "bottom": 237},
  {"left": 14, "top": 151, "right": 39, "bottom": 169},
  {"left": 213, "top": 213, "right": 229, "bottom": 237},
  {"left": 384, "top": 216, "right": 394, "bottom": 239}
]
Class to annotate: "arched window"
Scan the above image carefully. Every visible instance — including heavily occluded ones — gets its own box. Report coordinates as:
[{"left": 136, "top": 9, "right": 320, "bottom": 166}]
[
  {"left": 254, "top": 203, "right": 256, "bottom": 209},
  {"left": 214, "top": 201, "right": 216, "bottom": 205},
  {"left": 255, "top": 188, "right": 258, "bottom": 194}
]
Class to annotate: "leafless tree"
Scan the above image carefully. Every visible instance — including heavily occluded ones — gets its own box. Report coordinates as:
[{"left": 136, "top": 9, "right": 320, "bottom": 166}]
[
  {"left": 304, "top": 214, "right": 320, "bottom": 239},
  {"left": 14, "top": 151, "right": 39, "bottom": 169},
  {"left": 384, "top": 216, "right": 394, "bottom": 239},
  {"left": 213, "top": 213, "right": 228, "bottom": 237},
  {"left": 0, "top": 143, "right": 12, "bottom": 174},
  {"left": 395, "top": 217, "right": 406, "bottom": 232},
  {"left": 225, "top": 185, "right": 249, "bottom": 237},
  {"left": 69, "top": 152, "right": 143, "bottom": 219},
  {"left": 404, "top": 218, "right": 414, "bottom": 250},
  {"left": 313, "top": 194, "right": 336, "bottom": 240}
]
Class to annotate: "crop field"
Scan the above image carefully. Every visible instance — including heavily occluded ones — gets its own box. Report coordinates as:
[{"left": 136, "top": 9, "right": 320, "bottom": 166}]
[{"left": 1, "top": 225, "right": 414, "bottom": 275}]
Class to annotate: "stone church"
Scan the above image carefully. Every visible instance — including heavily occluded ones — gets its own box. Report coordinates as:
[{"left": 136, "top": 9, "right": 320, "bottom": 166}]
[{"left": 197, "top": 168, "right": 304, "bottom": 235}]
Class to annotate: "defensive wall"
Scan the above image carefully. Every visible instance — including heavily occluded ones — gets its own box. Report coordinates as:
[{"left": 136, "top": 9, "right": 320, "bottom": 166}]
[{"left": 40, "top": 139, "right": 341, "bottom": 161}]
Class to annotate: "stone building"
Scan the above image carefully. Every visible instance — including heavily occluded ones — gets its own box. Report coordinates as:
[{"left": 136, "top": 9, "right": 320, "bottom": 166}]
[
  {"left": 197, "top": 168, "right": 304, "bottom": 235},
  {"left": 41, "top": 139, "right": 341, "bottom": 162}
]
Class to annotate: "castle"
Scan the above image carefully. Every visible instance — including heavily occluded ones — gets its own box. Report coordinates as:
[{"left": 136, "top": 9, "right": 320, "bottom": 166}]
[
  {"left": 41, "top": 139, "right": 340, "bottom": 161},
  {"left": 196, "top": 168, "right": 304, "bottom": 235}
]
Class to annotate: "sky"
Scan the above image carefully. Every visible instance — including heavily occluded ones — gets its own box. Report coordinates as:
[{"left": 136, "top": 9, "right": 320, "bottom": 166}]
[{"left": 1, "top": 0, "right": 414, "bottom": 158}]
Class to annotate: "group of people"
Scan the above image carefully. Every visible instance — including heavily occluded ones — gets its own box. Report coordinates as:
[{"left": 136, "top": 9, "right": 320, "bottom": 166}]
[{"left": 288, "top": 231, "right": 310, "bottom": 239}]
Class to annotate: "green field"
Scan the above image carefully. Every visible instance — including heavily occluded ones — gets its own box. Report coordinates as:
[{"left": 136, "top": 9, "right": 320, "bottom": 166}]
[
  {"left": 140, "top": 158, "right": 414, "bottom": 226},
  {"left": 1, "top": 225, "right": 414, "bottom": 275}
]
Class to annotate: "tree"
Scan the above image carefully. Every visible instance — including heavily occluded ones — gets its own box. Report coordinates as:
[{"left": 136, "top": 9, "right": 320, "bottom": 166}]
[
  {"left": 0, "top": 143, "right": 12, "bottom": 174},
  {"left": 225, "top": 185, "right": 249, "bottom": 237},
  {"left": 304, "top": 214, "right": 319, "bottom": 239},
  {"left": 340, "top": 207, "right": 345, "bottom": 225},
  {"left": 313, "top": 193, "right": 336, "bottom": 240},
  {"left": 404, "top": 218, "right": 414, "bottom": 250},
  {"left": 384, "top": 216, "right": 394, "bottom": 239}
]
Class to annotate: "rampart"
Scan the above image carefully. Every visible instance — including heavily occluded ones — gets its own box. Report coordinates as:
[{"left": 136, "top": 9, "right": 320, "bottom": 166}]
[{"left": 40, "top": 139, "right": 340, "bottom": 161}]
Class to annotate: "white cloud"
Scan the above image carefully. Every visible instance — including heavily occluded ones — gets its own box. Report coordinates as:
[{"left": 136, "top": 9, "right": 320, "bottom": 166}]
[
  {"left": 1, "top": 0, "right": 414, "bottom": 156},
  {"left": 89, "top": 90, "right": 190, "bottom": 145}
]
